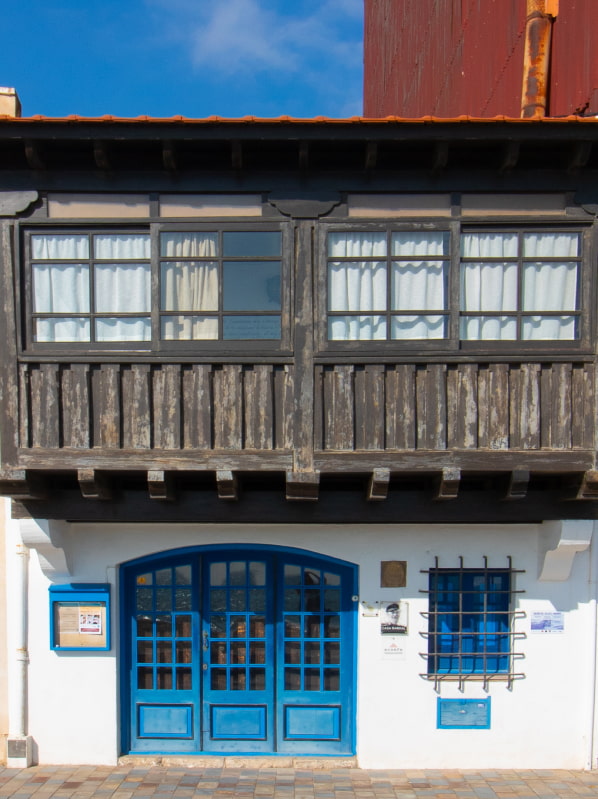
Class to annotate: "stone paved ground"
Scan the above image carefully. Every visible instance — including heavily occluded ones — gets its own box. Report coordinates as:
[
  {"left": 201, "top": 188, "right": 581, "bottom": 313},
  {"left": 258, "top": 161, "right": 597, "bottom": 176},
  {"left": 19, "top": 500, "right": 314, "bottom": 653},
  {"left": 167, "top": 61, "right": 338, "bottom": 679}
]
[{"left": 0, "top": 767, "right": 597, "bottom": 799}]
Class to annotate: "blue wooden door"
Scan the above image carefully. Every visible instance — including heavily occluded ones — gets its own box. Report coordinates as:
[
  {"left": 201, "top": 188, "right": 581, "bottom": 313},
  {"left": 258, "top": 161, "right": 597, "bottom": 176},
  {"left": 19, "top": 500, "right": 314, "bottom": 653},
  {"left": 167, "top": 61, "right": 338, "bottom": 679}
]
[{"left": 124, "top": 547, "right": 356, "bottom": 755}]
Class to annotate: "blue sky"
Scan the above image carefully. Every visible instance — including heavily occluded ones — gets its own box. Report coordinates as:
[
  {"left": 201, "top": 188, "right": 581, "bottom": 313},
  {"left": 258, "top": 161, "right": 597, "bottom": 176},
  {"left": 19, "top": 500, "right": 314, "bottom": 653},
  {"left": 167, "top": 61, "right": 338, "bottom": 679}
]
[{"left": 2, "top": 0, "right": 363, "bottom": 119}]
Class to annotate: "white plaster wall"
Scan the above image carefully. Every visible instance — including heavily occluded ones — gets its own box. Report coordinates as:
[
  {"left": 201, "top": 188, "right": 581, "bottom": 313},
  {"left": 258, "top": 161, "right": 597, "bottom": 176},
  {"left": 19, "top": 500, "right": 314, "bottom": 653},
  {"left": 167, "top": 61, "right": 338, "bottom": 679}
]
[{"left": 18, "top": 521, "right": 597, "bottom": 768}]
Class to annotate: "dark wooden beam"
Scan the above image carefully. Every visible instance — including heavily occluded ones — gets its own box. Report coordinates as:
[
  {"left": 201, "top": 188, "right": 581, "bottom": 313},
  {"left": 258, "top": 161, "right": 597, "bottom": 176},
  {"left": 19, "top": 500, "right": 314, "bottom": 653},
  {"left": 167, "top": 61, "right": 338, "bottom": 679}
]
[
  {"left": 435, "top": 467, "right": 461, "bottom": 500},
  {"left": 286, "top": 471, "right": 320, "bottom": 502},
  {"left": 78, "top": 469, "right": 112, "bottom": 500},
  {"left": 231, "top": 140, "right": 243, "bottom": 170},
  {"left": 299, "top": 141, "right": 309, "bottom": 170},
  {"left": 433, "top": 142, "right": 449, "bottom": 171},
  {"left": 367, "top": 468, "right": 390, "bottom": 501},
  {"left": 500, "top": 141, "right": 520, "bottom": 171},
  {"left": 0, "top": 470, "right": 47, "bottom": 500},
  {"left": 93, "top": 140, "right": 111, "bottom": 170},
  {"left": 148, "top": 470, "right": 175, "bottom": 501},
  {"left": 162, "top": 140, "right": 177, "bottom": 171},
  {"left": 505, "top": 469, "right": 530, "bottom": 500},
  {"left": 24, "top": 140, "right": 45, "bottom": 170},
  {"left": 217, "top": 470, "right": 238, "bottom": 501},
  {"left": 365, "top": 142, "right": 378, "bottom": 169},
  {"left": 569, "top": 141, "right": 593, "bottom": 171}
]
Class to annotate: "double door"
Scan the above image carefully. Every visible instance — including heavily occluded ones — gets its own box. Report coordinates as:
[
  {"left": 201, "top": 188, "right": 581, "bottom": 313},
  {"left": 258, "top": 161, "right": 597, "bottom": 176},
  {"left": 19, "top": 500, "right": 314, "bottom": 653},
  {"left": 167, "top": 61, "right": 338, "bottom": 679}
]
[{"left": 124, "top": 548, "right": 356, "bottom": 755}]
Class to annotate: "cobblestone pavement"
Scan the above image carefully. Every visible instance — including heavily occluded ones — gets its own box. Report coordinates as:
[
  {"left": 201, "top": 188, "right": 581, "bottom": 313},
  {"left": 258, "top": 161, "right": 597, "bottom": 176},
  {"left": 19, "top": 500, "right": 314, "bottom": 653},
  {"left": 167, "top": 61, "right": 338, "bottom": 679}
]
[{"left": 0, "top": 766, "right": 598, "bottom": 799}]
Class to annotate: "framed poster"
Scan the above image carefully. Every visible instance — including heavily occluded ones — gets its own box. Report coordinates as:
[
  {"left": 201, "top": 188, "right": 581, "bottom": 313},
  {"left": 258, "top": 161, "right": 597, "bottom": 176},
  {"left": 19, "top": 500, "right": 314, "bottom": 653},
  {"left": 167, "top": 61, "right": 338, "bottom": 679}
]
[{"left": 49, "top": 584, "right": 111, "bottom": 651}]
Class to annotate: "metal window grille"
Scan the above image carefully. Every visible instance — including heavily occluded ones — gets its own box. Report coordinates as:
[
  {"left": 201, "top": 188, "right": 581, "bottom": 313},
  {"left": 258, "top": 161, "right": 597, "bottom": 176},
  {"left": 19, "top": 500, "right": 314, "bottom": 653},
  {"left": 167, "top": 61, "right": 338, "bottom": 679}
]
[{"left": 420, "top": 556, "right": 525, "bottom": 690}]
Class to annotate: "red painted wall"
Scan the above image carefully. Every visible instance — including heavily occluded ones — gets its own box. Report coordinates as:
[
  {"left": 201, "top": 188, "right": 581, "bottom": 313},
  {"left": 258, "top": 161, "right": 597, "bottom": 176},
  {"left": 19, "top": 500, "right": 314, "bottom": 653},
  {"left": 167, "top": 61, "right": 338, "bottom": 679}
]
[{"left": 364, "top": 0, "right": 598, "bottom": 118}]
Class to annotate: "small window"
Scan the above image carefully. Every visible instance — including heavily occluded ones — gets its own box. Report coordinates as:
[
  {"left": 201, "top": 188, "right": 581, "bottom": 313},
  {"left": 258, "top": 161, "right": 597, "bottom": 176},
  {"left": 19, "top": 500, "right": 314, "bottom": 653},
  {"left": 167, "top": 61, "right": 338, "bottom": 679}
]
[
  {"left": 460, "top": 231, "right": 581, "bottom": 341},
  {"left": 327, "top": 230, "right": 450, "bottom": 341},
  {"left": 426, "top": 568, "right": 511, "bottom": 678}
]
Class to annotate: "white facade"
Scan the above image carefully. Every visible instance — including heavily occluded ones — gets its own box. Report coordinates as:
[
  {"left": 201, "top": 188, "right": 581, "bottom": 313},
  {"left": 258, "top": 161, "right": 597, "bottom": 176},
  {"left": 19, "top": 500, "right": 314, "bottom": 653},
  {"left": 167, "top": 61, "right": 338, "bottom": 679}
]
[{"left": 5, "top": 517, "right": 598, "bottom": 769}]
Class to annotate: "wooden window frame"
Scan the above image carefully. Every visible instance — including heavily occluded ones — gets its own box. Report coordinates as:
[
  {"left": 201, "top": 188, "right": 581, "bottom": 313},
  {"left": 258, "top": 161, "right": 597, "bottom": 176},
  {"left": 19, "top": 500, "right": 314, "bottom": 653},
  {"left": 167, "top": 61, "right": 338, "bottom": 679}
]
[{"left": 21, "top": 221, "right": 293, "bottom": 356}]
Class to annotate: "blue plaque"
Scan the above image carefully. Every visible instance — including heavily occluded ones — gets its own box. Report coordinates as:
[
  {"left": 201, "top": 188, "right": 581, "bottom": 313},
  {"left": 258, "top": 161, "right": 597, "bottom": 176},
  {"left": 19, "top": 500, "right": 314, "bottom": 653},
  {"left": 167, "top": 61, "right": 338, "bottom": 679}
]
[{"left": 437, "top": 698, "right": 491, "bottom": 729}]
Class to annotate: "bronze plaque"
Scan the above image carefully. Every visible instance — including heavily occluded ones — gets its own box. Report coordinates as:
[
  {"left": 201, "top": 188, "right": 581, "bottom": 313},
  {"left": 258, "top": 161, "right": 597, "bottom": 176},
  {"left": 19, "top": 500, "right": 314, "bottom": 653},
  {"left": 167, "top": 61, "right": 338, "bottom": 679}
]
[{"left": 381, "top": 560, "right": 407, "bottom": 587}]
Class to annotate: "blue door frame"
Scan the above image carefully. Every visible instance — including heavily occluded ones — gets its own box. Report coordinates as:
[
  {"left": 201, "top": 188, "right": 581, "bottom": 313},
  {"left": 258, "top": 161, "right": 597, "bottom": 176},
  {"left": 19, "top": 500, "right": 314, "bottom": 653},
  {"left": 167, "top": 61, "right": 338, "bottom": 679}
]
[{"left": 121, "top": 544, "right": 357, "bottom": 756}]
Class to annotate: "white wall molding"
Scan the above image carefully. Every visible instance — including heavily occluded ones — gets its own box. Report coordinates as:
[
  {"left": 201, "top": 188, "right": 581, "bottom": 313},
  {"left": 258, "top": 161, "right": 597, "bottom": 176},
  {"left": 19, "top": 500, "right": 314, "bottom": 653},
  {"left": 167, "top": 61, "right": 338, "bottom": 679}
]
[{"left": 538, "top": 520, "right": 594, "bottom": 581}]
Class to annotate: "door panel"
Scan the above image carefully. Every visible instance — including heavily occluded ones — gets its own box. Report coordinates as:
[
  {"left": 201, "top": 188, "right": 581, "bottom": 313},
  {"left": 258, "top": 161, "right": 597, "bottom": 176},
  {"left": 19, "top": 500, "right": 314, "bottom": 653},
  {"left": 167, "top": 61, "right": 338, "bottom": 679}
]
[{"left": 124, "top": 547, "right": 356, "bottom": 756}]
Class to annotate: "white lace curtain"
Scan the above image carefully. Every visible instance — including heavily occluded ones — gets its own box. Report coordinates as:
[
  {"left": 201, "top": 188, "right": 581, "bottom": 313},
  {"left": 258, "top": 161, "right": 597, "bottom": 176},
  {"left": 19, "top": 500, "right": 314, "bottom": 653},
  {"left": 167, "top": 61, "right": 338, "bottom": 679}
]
[{"left": 461, "top": 232, "right": 579, "bottom": 340}]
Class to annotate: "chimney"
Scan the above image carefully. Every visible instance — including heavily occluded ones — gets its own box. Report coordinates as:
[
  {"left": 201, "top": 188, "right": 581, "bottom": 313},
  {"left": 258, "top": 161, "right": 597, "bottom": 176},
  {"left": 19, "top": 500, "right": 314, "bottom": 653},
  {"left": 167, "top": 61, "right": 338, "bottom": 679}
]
[{"left": 0, "top": 87, "right": 21, "bottom": 117}]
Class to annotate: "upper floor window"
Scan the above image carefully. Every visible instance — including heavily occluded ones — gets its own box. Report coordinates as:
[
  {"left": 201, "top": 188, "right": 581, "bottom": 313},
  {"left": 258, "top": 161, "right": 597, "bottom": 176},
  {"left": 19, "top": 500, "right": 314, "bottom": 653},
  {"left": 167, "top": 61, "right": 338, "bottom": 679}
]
[
  {"left": 27, "top": 227, "right": 284, "bottom": 348},
  {"left": 325, "top": 227, "right": 583, "bottom": 346}
]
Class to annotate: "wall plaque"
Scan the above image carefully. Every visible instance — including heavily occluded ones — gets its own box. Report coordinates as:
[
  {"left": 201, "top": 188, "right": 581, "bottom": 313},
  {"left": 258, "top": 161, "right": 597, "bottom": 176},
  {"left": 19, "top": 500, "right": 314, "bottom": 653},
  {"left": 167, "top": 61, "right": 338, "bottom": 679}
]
[{"left": 437, "top": 698, "right": 491, "bottom": 729}]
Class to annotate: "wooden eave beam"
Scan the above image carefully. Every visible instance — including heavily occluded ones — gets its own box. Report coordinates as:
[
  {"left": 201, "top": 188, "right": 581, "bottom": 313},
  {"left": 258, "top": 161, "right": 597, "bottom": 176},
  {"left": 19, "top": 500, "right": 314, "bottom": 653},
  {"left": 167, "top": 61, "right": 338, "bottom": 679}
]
[
  {"left": 0, "top": 470, "right": 47, "bottom": 500},
  {"left": 568, "top": 141, "right": 593, "bottom": 171},
  {"left": 574, "top": 470, "right": 598, "bottom": 500},
  {"left": 435, "top": 468, "right": 461, "bottom": 500},
  {"left": 365, "top": 141, "right": 378, "bottom": 170},
  {"left": 286, "top": 471, "right": 320, "bottom": 502},
  {"left": 162, "top": 140, "right": 178, "bottom": 171},
  {"left": 433, "top": 142, "right": 449, "bottom": 171},
  {"left": 93, "top": 140, "right": 111, "bottom": 170},
  {"left": 216, "top": 470, "right": 238, "bottom": 501},
  {"left": 298, "top": 141, "right": 309, "bottom": 170},
  {"left": 500, "top": 141, "right": 520, "bottom": 171},
  {"left": 505, "top": 469, "right": 530, "bottom": 500},
  {"left": 367, "top": 468, "right": 390, "bottom": 501},
  {"left": 148, "top": 470, "right": 175, "bottom": 501},
  {"left": 78, "top": 469, "right": 112, "bottom": 500},
  {"left": 231, "top": 140, "right": 243, "bottom": 170},
  {"left": 24, "top": 139, "right": 45, "bottom": 170}
]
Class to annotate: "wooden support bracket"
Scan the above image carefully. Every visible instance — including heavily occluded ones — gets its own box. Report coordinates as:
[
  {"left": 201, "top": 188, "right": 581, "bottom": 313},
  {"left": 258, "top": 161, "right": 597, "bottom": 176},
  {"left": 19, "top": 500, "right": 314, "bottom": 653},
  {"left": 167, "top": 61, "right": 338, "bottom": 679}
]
[
  {"left": 500, "top": 141, "right": 520, "bottom": 171},
  {"left": 435, "top": 468, "right": 461, "bottom": 500},
  {"left": 162, "top": 140, "right": 177, "bottom": 171},
  {"left": 569, "top": 141, "right": 592, "bottom": 171},
  {"left": 231, "top": 140, "right": 243, "bottom": 170},
  {"left": 433, "top": 142, "right": 449, "bottom": 170},
  {"left": 24, "top": 140, "right": 45, "bottom": 170},
  {"left": 365, "top": 142, "right": 378, "bottom": 170},
  {"left": 0, "top": 470, "right": 47, "bottom": 500},
  {"left": 217, "top": 470, "right": 239, "bottom": 501},
  {"left": 286, "top": 471, "right": 320, "bottom": 502},
  {"left": 78, "top": 469, "right": 112, "bottom": 500},
  {"left": 574, "top": 470, "right": 598, "bottom": 500},
  {"left": 299, "top": 141, "right": 309, "bottom": 170},
  {"left": 148, "top": 470, "right": 175, "bottom": 501},
  {"left": 505, "top": 469, "right": 530, "bottom": 500},
  {"left": 93, "top": 141, "right": 111, "bottom": 170},
  {"left": 367, "top": 468, "right": 390, "bottom": 501}
]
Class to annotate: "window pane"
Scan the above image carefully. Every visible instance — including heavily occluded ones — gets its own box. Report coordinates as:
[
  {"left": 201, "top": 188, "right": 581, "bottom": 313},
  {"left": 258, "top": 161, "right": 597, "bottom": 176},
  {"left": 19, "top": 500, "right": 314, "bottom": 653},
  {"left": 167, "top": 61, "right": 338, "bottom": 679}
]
[
  {"left": 391, "top": 315, "right": 446, "bottom": 340},
  {"left": 522, "top": 232, "right": 579, "bottom": 258},
  {"left": 95, "top": 318, "right": 151, "bottom": 342},
  {"left": 223, "top": 231, "right": 281, "bottom": 257},
  {"left": 34, "top": 318, "right": 90, "bottom": 343},
  {"left": 32, "top": 234, "right": 89, "bottom": 260},
  {"left": 460, "top": 262, "right": 518, "bottom": 312},
  {"left": 328, "top": 262, "right": 386, "bottom": 311},
  {"left": 461, "top": 232, "right": 517, "bottom": 259},
  {"left": 161, "top": 262, "right": 218, "bottom": 311},
  {"left": 460, "top": 316, "right": 517, "bottom": 341},
  {"left": 522, "top": 262, "right": 578, "bottom": 311},
  {"left": 328, "top": 315, "right": 386, "bottom": 341},
  {"left": 95, "top": 264, "right": 151, "bottom": 312},
  {"left": 160, "top": 232, "right": 217, "bottom": 257},
  {"left": 33, "top": 264, "right": 90, "bottom": 312},
  {"left": 94, "top": 234, "right": 150, "bottom": 260},
  {"left": 223, "top": 261, "right": 280, "bottom": 311},
  {"left": 392, "top": 231, "right": 448, "bottom": 256},
  {"left": 522, "top": 316, "right": 577, "bottom": 341},
  {"left": 223, "top": 315, "right": 280, "bottom": 340},
  {"left": 328, "top": 232, "right": 386, "bottom": 257}
]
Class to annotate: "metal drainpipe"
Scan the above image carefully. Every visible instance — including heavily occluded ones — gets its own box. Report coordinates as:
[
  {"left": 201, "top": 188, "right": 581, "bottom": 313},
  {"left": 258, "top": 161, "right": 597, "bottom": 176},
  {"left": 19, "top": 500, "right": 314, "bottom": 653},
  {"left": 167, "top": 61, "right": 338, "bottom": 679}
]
[{"left": 520, "top": 0, "right": 558, "bottom": 119}]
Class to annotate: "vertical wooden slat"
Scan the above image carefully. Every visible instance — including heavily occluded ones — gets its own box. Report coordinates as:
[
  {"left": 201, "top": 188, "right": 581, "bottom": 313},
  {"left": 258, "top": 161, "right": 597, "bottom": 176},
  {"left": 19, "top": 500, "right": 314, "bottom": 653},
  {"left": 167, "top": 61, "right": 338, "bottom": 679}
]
[
  {"left": 122, "top": 364, "right": 151, "bottom": 449},
  {"left": 355, "top": 364, "right": 385, "bottom": 450},
  {"left": 551, "top": 362, "right": 572, "bottom": 449},
  {"left": 417, "top": 364, "right": 446, "bottom": 449},
  {"left": 571, "top": 363, "right": 595, "bottom": 449},
  {"left": 385, "top": 364, "right": 416, "bottom": 450},
  {"left": 324, "top": 365, "right": 354, "bottom": 450},
  {"left": 213, "top": 365, "right": 244, "bottom": 449},
  {"left": 61, "top": 364, "right": 90, "bottom": 448},
  {"left": 540, "top": 364, "right": 553, "bottom": 449},
  {"left": 478, "top": 363, "right": 509, "bottom": 449},
  {"left": 274, "top": 365, "right": 294, "bottom": 450},
  {"left": 244, "top": 365, "right": 274, "bottom": 449},
  {"left": 93, "top": 364, "right": 121, "bottom": 449},
  {"left": 18, "top": 364, "right": 31, "bottom": 449},
  {"left": 153, "top": 364, "right": 182, "bottom": 449},
  {"left": 447, "top": 364, "right": 478, "bottom": 449},
  {"left": 519, "top": 363, "right": 541, "bottom": 449},
  {"left": 182, "top": 364, "right": 213, "bottom": 449},
  {"left": 31, "top": 364, "right": 60, "bottom": 448}
]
